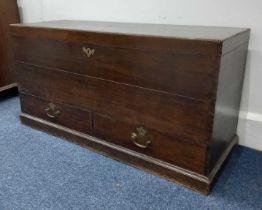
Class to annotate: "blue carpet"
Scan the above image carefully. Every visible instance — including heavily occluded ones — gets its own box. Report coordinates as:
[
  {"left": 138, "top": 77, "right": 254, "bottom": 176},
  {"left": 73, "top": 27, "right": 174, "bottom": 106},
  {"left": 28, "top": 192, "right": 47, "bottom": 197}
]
[{"left": 0, "top": 96, "right": 261, "bottom": 210}]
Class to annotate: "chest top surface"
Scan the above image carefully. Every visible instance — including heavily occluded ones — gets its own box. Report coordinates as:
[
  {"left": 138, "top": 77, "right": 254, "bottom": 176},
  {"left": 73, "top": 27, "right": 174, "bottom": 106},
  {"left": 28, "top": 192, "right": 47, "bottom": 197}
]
[{"left": 11, "top": 20, "right": 249, "bottom": 41}]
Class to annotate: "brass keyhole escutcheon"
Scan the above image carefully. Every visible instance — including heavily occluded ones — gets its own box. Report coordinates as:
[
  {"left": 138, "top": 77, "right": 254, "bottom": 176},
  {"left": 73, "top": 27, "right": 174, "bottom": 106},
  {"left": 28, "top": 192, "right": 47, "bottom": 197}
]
[
  {"left": 131, "top": 125, "right": 152, "bottom": 149},
  {"left": 82, "top": 46, "right": 95, "bottom": 57},
  {"left": 44, "top": 102, "right": 60, "bottom": 118}
]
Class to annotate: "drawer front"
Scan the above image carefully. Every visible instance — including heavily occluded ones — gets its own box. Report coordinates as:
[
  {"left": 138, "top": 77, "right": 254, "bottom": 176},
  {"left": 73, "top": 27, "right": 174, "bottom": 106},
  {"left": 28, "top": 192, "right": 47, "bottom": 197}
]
[
  {"left": 94, "top": 113, "right": 206, "bottom": 174},
  {"left": 14, "top": 36, "right": 218, "bottom": 100},
  {"left": 17, "top": 63, "right": 211, "bottom": 144},
  {"left": 20, "top": 93, "right": 92, "bottom": 134}
]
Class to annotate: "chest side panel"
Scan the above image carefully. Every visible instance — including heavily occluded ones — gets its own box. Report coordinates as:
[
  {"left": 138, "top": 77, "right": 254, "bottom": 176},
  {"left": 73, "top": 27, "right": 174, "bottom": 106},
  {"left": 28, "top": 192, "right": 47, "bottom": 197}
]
[{"left": 208, "top": 38, "right": 250, "bottom": 175}]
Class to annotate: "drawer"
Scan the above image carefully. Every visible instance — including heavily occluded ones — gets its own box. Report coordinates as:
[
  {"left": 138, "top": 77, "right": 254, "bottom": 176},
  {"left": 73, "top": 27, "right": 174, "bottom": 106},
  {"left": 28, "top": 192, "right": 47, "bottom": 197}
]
[
  {"left": 20, "top": 93, "right": 92, "bottom": 134},
  {"left": 17, "top": 63, "right": 211, "bottom": 144},
  {"left": 94, "top": 113, "right": 207, "bottom": 174},
  {"left": 14, "top": 36, "right": 217, "bottom": 100}
]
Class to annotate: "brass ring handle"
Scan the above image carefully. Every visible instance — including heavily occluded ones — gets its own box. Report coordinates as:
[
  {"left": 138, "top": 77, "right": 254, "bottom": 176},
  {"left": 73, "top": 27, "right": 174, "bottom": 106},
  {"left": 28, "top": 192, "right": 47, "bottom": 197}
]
[
  {"left": 44, "top": 103, "right": 60, "bottom": 119},
  {"left": 45, "top": 109, "right": 60, "bottom": 118},
  {"left": 131, "top": 133, "right": 151, "bottom": 148},
  {"left": 82, "top": 46, "right": 95, "bottom": 57},
  {"left": 130, "top": 126, "right": 152, "bottom": 149}
]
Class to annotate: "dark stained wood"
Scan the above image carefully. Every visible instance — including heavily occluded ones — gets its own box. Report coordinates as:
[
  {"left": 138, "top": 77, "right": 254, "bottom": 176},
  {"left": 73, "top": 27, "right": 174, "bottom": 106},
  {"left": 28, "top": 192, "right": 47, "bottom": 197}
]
[
  {"left": 20, "top": 93, "right": 93, "bottom": 135},
  {"left": 10, "top": 20, "right": 248, "bottom": 41},
  {"left": 13, "top": 36, "right": 217, "bottom": 100},
  {"left": 207, "top": 43, "right": 249, "bottom": 173},
  {"left": 11, "top": 20, "right": 250, "bottom": 194},
  {"left": 19, "top": 112, "right": 239, "bottom": 195},
  {"left": 208, "top": 135, "right": 238, "bottom": 183},
  {"left": 20, "top": 113, "right": 211, "bottom": 194},
  {"left": 0, "top": 83, "right": 18, "bottom": 99},
  {"left": 10, "top": 25, "right": 222, "bottom": 56},
  {"left": 16, "top": 62, "right": 211, "bottom": 144},
  {"left": 94, "top": 113, "right": 207, "bottom": 174},
  {"left": 0, "top": 0, "right": 20, "bottom": 93}
]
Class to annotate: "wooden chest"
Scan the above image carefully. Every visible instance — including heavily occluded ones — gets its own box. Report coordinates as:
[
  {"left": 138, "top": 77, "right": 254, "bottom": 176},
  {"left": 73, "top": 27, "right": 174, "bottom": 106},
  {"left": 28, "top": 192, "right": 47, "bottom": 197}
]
[
  {"left": 0, "top": 0, "right": 20, "bottom": 93},
  {"left": 11, "top": 20, "right": 250, "bottom": 194}
]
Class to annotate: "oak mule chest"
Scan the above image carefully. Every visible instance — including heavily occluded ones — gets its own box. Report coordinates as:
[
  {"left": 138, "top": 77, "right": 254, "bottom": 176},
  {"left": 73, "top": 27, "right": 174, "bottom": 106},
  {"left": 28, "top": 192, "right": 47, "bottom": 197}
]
[{"left": 11, "top": 21, "right": 250, "bottom": 194}]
